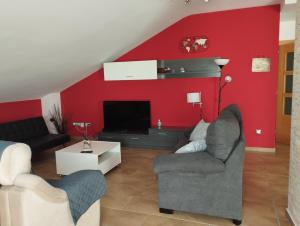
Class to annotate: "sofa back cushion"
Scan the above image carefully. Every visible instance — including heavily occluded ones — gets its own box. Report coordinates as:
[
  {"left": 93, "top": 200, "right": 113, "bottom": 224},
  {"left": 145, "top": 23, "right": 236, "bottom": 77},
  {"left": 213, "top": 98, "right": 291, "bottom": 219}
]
[
  {"left": 0, "top": 117, "right": 49, "bottom": 142},
  {"left": 206, "top": 110, "right": 240, "bottom": 161}
]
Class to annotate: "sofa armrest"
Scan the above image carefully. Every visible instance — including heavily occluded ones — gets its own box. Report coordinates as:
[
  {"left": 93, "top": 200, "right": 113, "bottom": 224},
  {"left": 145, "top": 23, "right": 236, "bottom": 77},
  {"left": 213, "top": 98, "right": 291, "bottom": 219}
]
[
  {"left": 14, "top": 174, "right": 68, "bottom": 203},
  {"left": 153, "top": 152, "right": 225, "bottom": 174}
]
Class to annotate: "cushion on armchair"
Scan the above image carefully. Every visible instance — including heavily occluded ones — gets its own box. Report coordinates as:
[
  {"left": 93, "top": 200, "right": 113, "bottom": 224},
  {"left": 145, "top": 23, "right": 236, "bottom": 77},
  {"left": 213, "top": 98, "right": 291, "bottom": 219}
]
[{"left": 206, "top": 111, "right": 240, "bottom": 161}]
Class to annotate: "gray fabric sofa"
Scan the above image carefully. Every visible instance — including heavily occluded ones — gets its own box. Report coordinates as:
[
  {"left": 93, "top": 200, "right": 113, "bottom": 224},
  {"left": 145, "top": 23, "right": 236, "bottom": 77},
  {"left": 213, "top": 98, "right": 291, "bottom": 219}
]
[{"left": 153, "top": 105, "right": 245, "bottom": 225}]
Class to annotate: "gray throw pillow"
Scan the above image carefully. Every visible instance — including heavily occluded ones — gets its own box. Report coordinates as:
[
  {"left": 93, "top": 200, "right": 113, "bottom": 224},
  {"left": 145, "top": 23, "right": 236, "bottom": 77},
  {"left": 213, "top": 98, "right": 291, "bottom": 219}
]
[
  {"left": 206, "top": 111, "right": 240, "bottom": 161},
  {"left": 189, "top": 120, "right": 210, "bottom": 141}
]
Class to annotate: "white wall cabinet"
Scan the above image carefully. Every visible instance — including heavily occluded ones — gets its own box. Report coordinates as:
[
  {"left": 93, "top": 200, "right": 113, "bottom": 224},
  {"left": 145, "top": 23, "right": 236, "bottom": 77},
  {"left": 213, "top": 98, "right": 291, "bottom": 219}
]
[{"left": 104, "top": 60, "right": 157, "bottom": 81}]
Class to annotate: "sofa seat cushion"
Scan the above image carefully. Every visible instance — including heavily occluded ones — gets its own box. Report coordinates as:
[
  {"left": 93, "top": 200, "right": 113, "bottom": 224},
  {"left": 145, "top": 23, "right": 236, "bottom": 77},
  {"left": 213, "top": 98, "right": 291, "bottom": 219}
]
[
  {"left": 26, "top": 134, "right": 70, "bottom": 152},
  {"left": 206, "top": 110, "right": 240, "bottom": 161},
  {"left": 153, "top": 152, "right": 225, "bottom": 175}
]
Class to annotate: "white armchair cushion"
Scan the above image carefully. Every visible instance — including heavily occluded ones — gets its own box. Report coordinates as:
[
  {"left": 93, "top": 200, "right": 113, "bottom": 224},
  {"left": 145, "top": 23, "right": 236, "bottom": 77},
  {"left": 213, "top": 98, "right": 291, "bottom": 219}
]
[{"left": 0, "top": 143, "right": 31, "bottom": 185}]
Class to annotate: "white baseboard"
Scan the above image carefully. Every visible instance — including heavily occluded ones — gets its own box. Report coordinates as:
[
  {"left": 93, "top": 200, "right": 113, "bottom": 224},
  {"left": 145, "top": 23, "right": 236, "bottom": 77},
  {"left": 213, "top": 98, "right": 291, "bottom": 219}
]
[
  {"left": 286, "top": 208, "right": 297, "bottom": 226},
  {"left": 245, "top": 146, "right": 276, "bottom": 153}
]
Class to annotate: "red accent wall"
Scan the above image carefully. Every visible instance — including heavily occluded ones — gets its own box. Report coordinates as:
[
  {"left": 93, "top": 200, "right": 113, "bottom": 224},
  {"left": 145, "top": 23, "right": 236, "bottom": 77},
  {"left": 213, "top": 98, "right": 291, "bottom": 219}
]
[
  {"left": 61, "top": 5, "right": 280, "bottom": 148},
  {"left": 0, "top": 99, "right": 42, "bottom": 124}
]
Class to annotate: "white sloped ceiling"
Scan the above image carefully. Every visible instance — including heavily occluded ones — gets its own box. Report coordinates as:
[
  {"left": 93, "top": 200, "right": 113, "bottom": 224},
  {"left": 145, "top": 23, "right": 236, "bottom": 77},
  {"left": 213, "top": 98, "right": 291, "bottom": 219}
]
[{"left": 0, "top": 0, "right": 281, "bottom": 102}]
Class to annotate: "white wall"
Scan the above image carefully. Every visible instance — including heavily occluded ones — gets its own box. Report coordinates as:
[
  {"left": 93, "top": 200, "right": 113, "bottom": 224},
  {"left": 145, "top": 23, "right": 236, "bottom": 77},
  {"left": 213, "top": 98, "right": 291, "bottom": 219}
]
[
  {"left": 280, "top": 19, "right": 296, "bottom": 40},
  {"left": 41, "top": 93, "right": 61, "bottom": 134},
  {"left": 280, "top": 0, "right": 297, "bottom": 41}
]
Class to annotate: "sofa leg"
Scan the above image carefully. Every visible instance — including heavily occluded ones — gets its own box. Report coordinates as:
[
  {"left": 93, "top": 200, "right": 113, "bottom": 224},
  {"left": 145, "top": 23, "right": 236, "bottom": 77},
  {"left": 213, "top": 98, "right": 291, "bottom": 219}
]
[
  {"left": 159, "top": 208, "right": 174, "bottom": 214},
  {"left": 232, "top": 219, "right": 242, "bottom": 225}
]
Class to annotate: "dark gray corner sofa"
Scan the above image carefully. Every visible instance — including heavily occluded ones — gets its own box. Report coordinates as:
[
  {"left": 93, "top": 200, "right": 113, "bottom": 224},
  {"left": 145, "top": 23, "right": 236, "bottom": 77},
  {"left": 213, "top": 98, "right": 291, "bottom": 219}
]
[
  {"left": 153, "top": 105, "right": 245, "bottom": 226},
  {"left": 0, "top": 117, "right": 70, "bottom": 153}
]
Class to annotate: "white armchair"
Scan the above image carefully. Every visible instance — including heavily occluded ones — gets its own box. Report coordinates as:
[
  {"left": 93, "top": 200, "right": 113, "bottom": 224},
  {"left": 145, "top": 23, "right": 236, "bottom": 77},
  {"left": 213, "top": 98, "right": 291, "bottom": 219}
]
[{"left": 0, "top": 142, "right": 101, "bottom": 226}]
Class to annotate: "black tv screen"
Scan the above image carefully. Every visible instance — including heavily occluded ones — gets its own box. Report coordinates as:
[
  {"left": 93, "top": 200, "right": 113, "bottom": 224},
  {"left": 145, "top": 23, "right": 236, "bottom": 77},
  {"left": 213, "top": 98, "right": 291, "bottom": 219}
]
[{"left": 103, "top": 101, "right": 151, "bottom": 133}]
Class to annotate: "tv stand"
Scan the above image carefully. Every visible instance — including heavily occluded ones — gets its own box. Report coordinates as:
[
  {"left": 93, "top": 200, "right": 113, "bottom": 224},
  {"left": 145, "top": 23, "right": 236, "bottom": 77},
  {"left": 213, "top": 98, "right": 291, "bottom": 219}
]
[{"left": 98, "top": 127, "right": 191, "bottom": 150}]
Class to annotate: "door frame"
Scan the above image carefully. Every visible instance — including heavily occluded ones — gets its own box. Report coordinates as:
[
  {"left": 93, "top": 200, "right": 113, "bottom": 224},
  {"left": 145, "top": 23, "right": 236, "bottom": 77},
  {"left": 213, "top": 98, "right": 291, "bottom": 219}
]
[{"left": 276, "top": 40, "right": 295, "bottom": 145}]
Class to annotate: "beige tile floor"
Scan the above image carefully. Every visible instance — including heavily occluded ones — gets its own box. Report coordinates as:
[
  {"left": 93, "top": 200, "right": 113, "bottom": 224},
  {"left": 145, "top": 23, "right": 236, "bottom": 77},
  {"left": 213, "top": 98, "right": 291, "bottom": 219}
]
[{"left": 33, "top": 143, "right": 291, "bottom": 226}]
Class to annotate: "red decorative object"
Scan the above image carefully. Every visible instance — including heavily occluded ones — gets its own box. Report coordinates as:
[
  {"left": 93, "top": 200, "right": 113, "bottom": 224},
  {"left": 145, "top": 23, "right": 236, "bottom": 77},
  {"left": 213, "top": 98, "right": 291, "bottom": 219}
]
[{"left": 181, "top": 36, "right": 209, "bottom": 53}]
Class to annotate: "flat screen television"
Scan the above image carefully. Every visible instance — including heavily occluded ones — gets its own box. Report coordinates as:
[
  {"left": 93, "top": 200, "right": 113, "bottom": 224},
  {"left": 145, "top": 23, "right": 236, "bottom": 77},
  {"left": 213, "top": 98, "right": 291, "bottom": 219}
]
[{"left": 103, "top": 101, "right": 151, "bottom": 134}]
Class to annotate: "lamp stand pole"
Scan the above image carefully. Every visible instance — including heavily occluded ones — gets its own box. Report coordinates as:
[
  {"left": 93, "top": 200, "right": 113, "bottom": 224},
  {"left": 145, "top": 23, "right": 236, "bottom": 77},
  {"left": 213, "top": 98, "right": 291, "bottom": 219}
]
[
  {"left": 218, "top": 76, "right": 222, "bottom": 116},
  {"left": 218, "top": 77, "right": 230, "bottom": 116},
  {"left": 217, "top": 64, "right": 224, "bottom": 116},
  {"left": 214, "top": 59, "right": 230, "bottom": 117}
]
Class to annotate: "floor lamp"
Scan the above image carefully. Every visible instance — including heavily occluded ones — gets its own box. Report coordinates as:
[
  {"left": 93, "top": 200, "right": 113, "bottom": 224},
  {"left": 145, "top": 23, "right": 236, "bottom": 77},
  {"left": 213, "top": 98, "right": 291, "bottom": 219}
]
[{"left": 215, "top": 59, "right": 232, "bottom": 116}]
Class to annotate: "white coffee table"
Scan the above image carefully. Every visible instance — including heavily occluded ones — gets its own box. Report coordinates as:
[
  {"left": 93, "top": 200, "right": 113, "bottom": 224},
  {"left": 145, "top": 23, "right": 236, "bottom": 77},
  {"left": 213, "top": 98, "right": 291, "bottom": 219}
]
[{"left": 55, "top": 141, "right": 121, "bottom": 175}]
